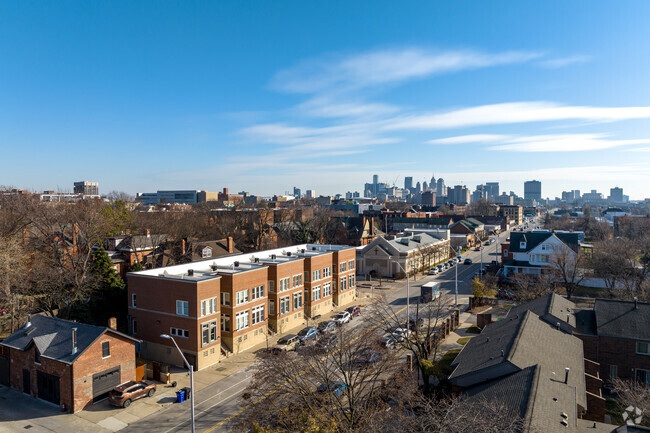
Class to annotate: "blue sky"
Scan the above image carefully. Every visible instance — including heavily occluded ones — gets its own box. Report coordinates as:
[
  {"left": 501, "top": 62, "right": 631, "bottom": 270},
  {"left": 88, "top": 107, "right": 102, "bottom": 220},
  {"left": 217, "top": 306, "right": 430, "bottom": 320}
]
[{"left": 2, "top": 1, "right": 650, "bottom": 199}]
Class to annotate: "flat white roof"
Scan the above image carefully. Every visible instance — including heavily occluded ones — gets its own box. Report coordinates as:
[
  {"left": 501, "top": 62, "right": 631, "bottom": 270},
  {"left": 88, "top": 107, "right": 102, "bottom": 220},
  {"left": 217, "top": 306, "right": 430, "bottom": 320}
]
[{"left": 130, "top": 243, "right": 355, "bottom": 278}]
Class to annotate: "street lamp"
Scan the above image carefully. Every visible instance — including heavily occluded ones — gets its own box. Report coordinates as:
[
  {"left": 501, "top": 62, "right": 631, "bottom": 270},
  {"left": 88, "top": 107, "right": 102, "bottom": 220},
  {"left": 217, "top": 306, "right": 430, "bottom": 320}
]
[
  {"left": 390, "top": 259, "right": 410, "bottom": 323},
  {"left": 161, "top": 334, "right": 195, "bottom": 433},
  {"left": 450, "top": 245, "right": 461, "bottom": 307}
]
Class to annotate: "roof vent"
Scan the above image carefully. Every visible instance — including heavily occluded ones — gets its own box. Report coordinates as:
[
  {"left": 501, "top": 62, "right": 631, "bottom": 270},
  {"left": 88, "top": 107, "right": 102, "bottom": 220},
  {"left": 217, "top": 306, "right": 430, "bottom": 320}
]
[
  {"left": 211, "top": 265, "right": 218, "bottom": 271},
  {"left": 188, "top": 269, "right": 194, "bottom": 276},
  {"left": 560, "top": 419, "right": 568, "bottom": 427},
  {"left": 561, "top": 412, "right": 568, "bottom": 419},
  {"left": 634, "top": 297, "right": 638, "bottom": 309},
  {"left": 301, "top": 249, "right": 306, "bottom": 253},
  {"left": 501, "top": 350, "right": 504, "bottom": 357},
  {"left": 556, "top": 322, "right": 561, "bottom": 330},
  {"left": 234, "top": 261, "right": 240, "bottom": 267},
  {"left": 287, "top": 252, "right": 291, "bottom": 256},
  {"left": 254, "top": 258, "right": 259, "bottom": 263},
  {"left": 271, "top": 254, "right": 276, "bottom": 259},
  {"left": 312, "top": 247, "right": 317, "bottom": 251}
]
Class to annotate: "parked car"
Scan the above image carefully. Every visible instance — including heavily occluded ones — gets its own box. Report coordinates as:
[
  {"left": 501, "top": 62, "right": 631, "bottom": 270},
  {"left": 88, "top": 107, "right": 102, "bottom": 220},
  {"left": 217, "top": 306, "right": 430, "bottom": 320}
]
[
  {"left": 315, "top": 334, "right": 339, "bottom": 352},
  {"left": 381, "top": 335, "right": 398, "bottom": 349},
  {"left": 447, "top": 260, "right": 455, "bottom": 267},
  {"left": 497, "top": 289, "right": 515, "bottom": 299},
  {"left": 317, "top": 381, "right": 347, "bottom": 397},
  {"left": 332, "top": 311, "right": 351, "bottom": 325},
  {"left": 346, "top": 306, "right": 361, "bottom": 317},
  {"left": 297, "top": 326, "right": 319, "bottom": 344},
  {"left": 464, "top": 258, "right": 473, "bottom": 265},
  {"left": 456, "top": 255, "right": 463, "bottom": 262},
  {"left": 428, "top": 267, "right": 439, "bottom": 275},
  {"left": 475, "top": 246, "right": 482, "bottom": 251},
  {"left": 354, "top": 348, "right": 382, "bottom": 368},
  {"left": 318, "top": 321, "right": 337, "bottom": 334},
  {"left": 389, "top": 327, "right": 412, "bottom": 341},
  {"left": 270, "top": 334, "right": 300, "bottom": 353},
  {"left": 108, "top": 381, "right": 157, "bottom": 408},
  {"left": 437, "top": 264, "right": 445, "bottom": 272}
]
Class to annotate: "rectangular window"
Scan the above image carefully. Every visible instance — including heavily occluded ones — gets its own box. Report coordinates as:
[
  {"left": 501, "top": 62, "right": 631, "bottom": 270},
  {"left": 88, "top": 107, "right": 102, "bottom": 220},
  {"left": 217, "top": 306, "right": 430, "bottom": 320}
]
[
  {"left": 636, "top": 369, "right": 650, "bottom": 386},
  {"left": 221, "top": 314, "right": 231, "bottom": 332},
  {"left": 348, "top": 260, "right": 355, "bottom": 269},
  {"left": 269, "top": 299, "right": 275, "bottom": 315},
  {"left": 102, "top": 342, "right": 110, "bottom": 358},
  {"left": 293, "top": 274, "right": 303, "bottom": 287},
  {"left": 293, "top": 291, "right": 303, "bottom": 309},
  {"left": 132, "top": 320, "right": 137, "bottom": 335},
  {"left": 221, "top": 292, "right": 231, "bottom": 306},
  {"left": 212, "top": 298, "right": 217, "bottom": 314},
  {"left": 340, "top": 276, "right": 347, "bottom": 292},
  {"left": 610, "top": 365, "right": 618, "bottom": 380},
  {"left": 323, "top": 267, "right": 331, "bottom": 278},
  {"left": 323, "top": 282, "right": 331, "bottom": 297},
  {"left": 269, "top": 280, "right": 275, "bottom": 293},
  {"left": 339, "top": 262, "right": 347, "bottom": 272},
  {"left": 201, "top": 300, "right": 206, "bottom": 317},
  {"left": 348, "top": 274, "right": 355, "bottom": 288},
  {"left": 312, "top": 285, "right": 321, "bottom": 302},
  {"left": 279, "top": 295, "right": 290, "bottom": 315},
  {"left": 201, "top": 320, "right": 219, "bottom": 346},
  {"left": 280, "top": 278, "right": 290, "bottom": 291},
  {"left": 637, "top": 342, "right": 650, "bottom": 355},
  {"left": 176, "top": 300, "right": 189, "bottom": 316},
  {"left": 236, "top": 290, "right": 249, "bottom": 305},
  {"left": 236, "top": 311, "right": 249, "bottom": 331},
  {"left": 132, "top": 293, "right": 136, "bottom": 307},
  {"left": 170, "top": 328, "right": 189, "bottom": 338},
  {"left": 312, "top": 269, "right": 321, "bottom": 281},
  {"left": 252, "top": 305, "right": 265, "bottom": 325},
  {"left": 251, "top": 285, "right": 265, "bottom": 300}
]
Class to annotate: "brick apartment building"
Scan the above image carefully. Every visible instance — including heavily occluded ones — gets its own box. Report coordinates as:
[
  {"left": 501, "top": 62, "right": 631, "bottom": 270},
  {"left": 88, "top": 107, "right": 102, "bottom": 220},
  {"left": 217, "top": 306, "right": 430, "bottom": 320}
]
[
  {"left": 0, "top": 315, "right": 138, "bottom": 412},
  {"left": 127, "top": 243, "right": 357, "bottom": 370}
]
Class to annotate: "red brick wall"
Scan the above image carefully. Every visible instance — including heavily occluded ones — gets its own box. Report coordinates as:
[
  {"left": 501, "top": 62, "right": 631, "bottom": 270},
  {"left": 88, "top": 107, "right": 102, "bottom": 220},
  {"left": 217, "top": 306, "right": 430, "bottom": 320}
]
[
  {"left": 219, "top": 267, "right": 269, "bottom": 340},
  {"left": 72, "top": 333, "right": 137, "bottom": 412},
  {"left": 303, "top": 253, "right": 334, "bottom": 310},
  {"left": 596, "top": 336, "right": 650, "bottom": 382},
  {"left": 9, "top": 346, "right": 72, "bottom": 410}
]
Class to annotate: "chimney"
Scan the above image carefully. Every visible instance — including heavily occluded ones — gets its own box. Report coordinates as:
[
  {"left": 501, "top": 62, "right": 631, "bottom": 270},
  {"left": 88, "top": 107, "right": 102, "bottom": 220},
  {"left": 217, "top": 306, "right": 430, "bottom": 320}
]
[
  {"left": 145, "top": 229, "right": 151, "bottom": 237},
  {"left": 634, "top": 297, "right": 638, "bottom": 309},
  {"left": 72, "top": 328, "right": 78, "bottom": 355},
  {"left": 564, "top": 367, "right": 570, "bottom": 384},
  {"left": 72, "top": 223, "right": 79, "bottom": 246},
  {"left": 188, "top": 269, "right": 194, "bottom": 276},
  {"left": 227, "top": 236, "right": 234, "bottom": 253},
  {"left": 181, "top": 238, "right": 186, "bottom": 256},
  {"left": 108, "top": 317, "right": 117, "bottom": 330}
]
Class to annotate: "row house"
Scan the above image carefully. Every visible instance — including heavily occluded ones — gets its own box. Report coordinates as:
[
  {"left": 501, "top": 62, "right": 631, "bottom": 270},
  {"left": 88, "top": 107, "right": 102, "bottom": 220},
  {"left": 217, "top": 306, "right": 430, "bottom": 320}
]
[
  {"left": 127, "top": 243, "right": 357, "bottom": 370},
  {"left": 502, "top": 230, "right": 582, "bottom": 277}
]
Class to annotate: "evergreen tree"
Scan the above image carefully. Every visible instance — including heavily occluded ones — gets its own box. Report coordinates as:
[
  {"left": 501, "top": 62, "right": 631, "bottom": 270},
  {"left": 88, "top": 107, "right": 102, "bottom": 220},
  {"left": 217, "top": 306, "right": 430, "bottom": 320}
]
[{"left": 92, "top": 246, "right": 126, "bottom": 291}]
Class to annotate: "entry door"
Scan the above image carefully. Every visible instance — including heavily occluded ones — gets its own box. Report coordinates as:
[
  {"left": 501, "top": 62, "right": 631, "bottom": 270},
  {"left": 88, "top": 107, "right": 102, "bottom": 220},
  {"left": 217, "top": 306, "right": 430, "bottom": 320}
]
[
  {"left": 22, "top": 369, "right": 30, "bottom": 394},
  {"left": 36, "top": 372, "right": 60, "bottom": 404}
]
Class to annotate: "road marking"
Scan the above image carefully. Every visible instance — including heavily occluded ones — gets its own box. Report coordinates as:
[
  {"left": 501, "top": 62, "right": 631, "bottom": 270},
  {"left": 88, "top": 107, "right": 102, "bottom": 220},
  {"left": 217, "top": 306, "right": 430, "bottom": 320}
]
[{"left": 203, "top": 305, "right": 408, "bottom": 432}]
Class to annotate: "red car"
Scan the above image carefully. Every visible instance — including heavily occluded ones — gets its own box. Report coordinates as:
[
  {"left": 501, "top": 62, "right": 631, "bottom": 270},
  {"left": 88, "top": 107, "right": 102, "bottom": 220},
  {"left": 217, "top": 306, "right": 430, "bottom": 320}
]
[
  {"left": 108, "top": 380, "right": 157, "bottom": 408},
  {"left": 346, "top": 306, "right": 361, "bottom": 317},
  {"left": 475, "top": 246, "right": 482, "bottom": 251}
]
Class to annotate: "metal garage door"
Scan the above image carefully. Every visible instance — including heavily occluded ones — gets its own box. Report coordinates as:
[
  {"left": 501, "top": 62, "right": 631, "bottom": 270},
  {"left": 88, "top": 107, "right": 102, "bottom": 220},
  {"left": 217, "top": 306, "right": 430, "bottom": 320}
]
[
  {"left": 0, "top": 356, "right": 9, "bottom": 386},
  {"left": 92, "top": 366, "right": 121, "bottom": 398}
]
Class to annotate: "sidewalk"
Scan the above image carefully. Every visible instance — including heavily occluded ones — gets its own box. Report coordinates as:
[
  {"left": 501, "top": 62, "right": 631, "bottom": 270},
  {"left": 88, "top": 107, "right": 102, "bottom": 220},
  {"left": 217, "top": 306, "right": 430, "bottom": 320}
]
[
  {"left": 438, "top": 309, "right": 476, "bottom": 356},
  {"left": 0, "top": 295, "right": 402, "bottom": 432}
]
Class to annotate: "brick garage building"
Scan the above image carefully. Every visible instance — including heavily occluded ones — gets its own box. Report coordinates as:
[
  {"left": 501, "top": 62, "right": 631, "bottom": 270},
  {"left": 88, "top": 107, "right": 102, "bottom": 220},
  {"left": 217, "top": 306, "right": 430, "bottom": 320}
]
[
  {"left": 0, "top": 315, "right": 138, "bottom": 413},
  {"left": 574, "top": 299, "right": 650, "bottom": 386}
]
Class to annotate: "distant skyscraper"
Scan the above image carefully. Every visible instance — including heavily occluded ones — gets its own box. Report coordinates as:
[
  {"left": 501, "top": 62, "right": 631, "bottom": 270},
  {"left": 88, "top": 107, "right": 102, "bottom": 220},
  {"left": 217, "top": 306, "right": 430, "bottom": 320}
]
[
  {"left": 415, "top": 181, "right": 421, "bottom": 193},
  {"left": 74, "top": 181, "right": 99, "bottom": 196},
  {"left": 305, "top": 190, "right": 316, "bottom": 199},
  {"left": 373, "top": 174, "right": 378, "bottom": 185},
  {"left": 423, "top": 181, "right": 429, "bottom": 191},
  {"left": 485, "top": 182, "right": 499, "bottom": 200},
  {"left": 524, "top": 180, "right": 542, "bottom": 201},
  {"left": 436, "top": 178, "right": 446, "bottom": 197},
  {"left": 449, "top": 185, "right": 470, "bottom": 205},
  {"left": 430, "top": 174, "right": 436, "bottom": 188},
  {"left": 293, "top": 187, "right": 301, "bottom": 198},
  {"left": 609, "top": 187, "right": 624, "bottom": 203},
  {"left": 422, "top": 191, "right": 436, "bottom": 207},
  {"left": 404, "top": 176, "right": 413, "bottom": 191}
]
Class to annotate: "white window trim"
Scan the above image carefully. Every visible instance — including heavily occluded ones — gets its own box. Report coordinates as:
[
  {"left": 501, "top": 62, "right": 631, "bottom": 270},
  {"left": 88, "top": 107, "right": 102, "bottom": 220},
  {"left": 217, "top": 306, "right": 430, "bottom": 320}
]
[{"left": 176, "top": 300, "right": 189, "bottom": 316}]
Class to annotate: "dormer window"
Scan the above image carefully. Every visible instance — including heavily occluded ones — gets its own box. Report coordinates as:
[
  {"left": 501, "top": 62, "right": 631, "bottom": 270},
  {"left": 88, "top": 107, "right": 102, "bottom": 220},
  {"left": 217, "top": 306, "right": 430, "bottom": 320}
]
[
  {"left": 202, "top": 246, "right": 212, "bottom": 258},
  {"left": 520, "top": 241, "right": 526, "bottom": 249}
]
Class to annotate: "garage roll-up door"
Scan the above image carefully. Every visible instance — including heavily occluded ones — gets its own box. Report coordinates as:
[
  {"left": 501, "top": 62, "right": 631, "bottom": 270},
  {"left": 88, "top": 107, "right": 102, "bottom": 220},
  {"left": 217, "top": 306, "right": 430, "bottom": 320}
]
[{"left": 92, "top": 366, "right": 121, "bottom": 397}]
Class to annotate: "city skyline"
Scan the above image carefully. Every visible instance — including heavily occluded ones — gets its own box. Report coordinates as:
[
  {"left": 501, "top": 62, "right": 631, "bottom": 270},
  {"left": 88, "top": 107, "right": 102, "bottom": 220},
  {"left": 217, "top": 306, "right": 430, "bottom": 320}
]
[{"left": 2, "top": 2, "right": 650, "bottom": 199}]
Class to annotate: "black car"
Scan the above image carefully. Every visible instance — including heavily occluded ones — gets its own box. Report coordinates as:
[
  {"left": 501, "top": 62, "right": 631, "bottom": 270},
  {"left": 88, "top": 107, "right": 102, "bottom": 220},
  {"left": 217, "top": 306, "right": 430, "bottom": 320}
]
[
  {"left": 464, "top": 258, "right": 473, "bottom": 265},
  {"left": 408, "top": 316, "right": 424, "bottom": 329}
]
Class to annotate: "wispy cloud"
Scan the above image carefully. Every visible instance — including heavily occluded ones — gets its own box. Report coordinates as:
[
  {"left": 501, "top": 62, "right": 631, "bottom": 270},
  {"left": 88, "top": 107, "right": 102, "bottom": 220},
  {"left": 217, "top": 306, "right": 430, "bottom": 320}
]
[
  {"left": 295, "top": 97, "right": 400, "bottom": 119},
  {"left": 384, "top": 102, "right": 650, "bottom": 131},
  {"left": 538, "top": 55, "right": 591, "bottom": 69},
  {"left": 271, "top": 48, "right": 543, "bottom": 94},
  {"left": 429, "top": 134, "right": 510, "bottom": 144},
  {"left": 428, "top": 132, "right": 650, "bottom": 152}
]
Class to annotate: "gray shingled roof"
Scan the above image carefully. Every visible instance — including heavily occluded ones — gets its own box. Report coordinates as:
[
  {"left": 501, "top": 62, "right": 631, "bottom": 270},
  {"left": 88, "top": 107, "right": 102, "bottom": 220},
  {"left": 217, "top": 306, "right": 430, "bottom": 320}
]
[
  {"left": 507, "top": 293, "right": 577, "bottom": 329},
  {"left": 594, "top": 299, "right": 650, "bottom": 340},
  {"left": 385, "top": 233, "right": 445, "bottom": 253},
  {"left": 1, "top": 315, "right": 138, "bottom": 364}
]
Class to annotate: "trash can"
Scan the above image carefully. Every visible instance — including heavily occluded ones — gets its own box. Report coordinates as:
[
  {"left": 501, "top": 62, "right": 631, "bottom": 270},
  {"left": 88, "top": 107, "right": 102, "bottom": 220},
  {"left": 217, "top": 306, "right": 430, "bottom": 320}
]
[
  {"left": 181, "top": 387, "right": 191, "bottom": 401},
  {"left": 175, "top": 389, "right": 186, "bottom": 403}
]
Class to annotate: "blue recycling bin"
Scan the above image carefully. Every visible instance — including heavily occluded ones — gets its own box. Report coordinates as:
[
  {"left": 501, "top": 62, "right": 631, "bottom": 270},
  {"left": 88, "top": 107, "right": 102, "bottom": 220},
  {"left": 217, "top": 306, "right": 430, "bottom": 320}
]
[{"left": 175, "top": 389, "right": 186, "bottom": 403}]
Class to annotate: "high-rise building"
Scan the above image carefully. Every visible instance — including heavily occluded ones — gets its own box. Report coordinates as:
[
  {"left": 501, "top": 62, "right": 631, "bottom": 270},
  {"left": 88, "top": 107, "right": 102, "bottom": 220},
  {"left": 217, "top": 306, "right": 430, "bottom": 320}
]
[
  {"left": 449, "top": 185, "right": 470, "bottom": 205},
  {"left": 423, "top": 181, "right": 429, "bottom": 191},
  {"left": 404, "top": 177, "right": 413, "bottom": 192},
  {"left": 373, "top": 174, "right": 378, "bottom": 185},
  {"left": 609, "top": 187, "right": 624, "bottom": 203},
  {"left": 73, "top": 181, "right": 99, "bottom": 196},
  {"left": 415, "top": 181, "right": 421, "bottom": 193},
  {"left": 430, "top": 175, "right": 436, "bottom": 188},
  {"left": 524, "top": 180, "right": 542, "bottom": 201},
  {"left": 305, "top": 190, "right": 316, "bottom": 199},
  {"left": 293, "top": 187, "right": 302, "bottom": 198},
  {"left": 436, "top": 178, "right": 446, "bottom": 197},
  {"left": 485, "top": 182, "right": 499, "bottom": 200},
  {"left": 421, "top": 191, "right": 436, "bottom": 207}
]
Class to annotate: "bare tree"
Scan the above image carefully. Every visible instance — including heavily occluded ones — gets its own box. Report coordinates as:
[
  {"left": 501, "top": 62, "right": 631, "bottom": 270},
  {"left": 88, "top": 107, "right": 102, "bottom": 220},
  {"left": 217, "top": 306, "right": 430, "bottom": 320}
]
[
  {"left": 369, "top": 294, "right": 456, "bottom": 394},
  {"left": 611, "top": 378, "right": 650, "bottom": 428},
  {"left": 509, "top": 273, "right": 554, "bottom": 302},
  {"left": 550, "top": 243, "right": 585, "bottom": 299},
  {"left": 0, "top": 233, "right": 28, "bottom": 332}
]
